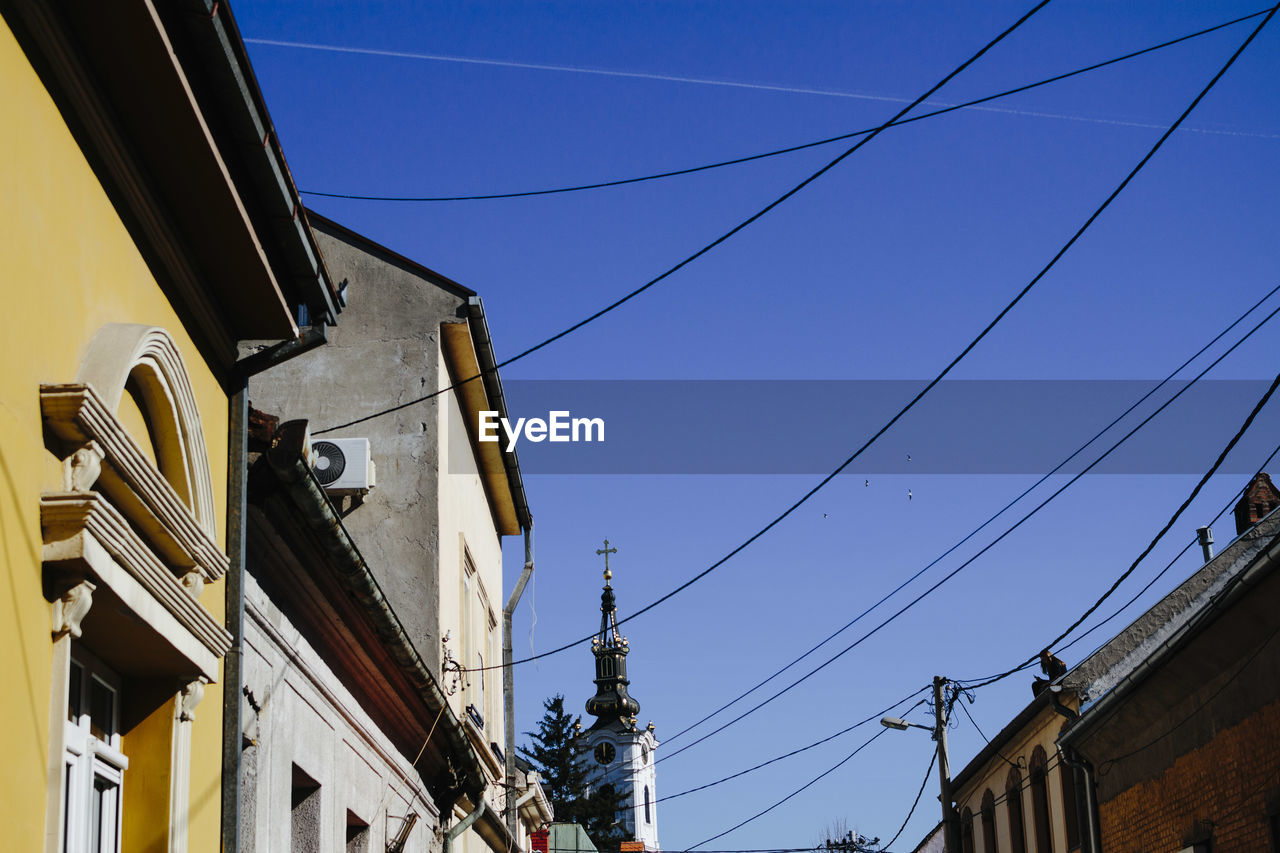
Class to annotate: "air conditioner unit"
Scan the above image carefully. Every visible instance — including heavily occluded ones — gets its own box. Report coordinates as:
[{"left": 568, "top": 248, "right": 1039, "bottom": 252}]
[{"left": 309, "top": 438, "right": 376, "bottom": 492}]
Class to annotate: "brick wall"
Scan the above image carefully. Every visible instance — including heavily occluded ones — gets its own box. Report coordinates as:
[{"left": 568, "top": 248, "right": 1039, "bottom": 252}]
[{"left": 1097, "top": 699, "right": 1280, "bottom": 851}]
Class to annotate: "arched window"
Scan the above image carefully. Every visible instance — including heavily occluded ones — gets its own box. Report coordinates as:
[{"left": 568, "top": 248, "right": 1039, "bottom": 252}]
[
  {"left": 961, "top": 807, "right": 976, "bottom": 853},
  {"left": 1028, "top": 747, "right": 1053, "bottom": 853},
  {"left": 644, "top": 786, "right": 651, "bottom": 824},
  {"left": 981, "top": 789, "right": 998, "bottom": 853},
  {"left": 76, "top": 323, "right": 217, "bottom": 534},
  {"left": 1005, "top": 767, "right": 1026, "bottom": 853}
]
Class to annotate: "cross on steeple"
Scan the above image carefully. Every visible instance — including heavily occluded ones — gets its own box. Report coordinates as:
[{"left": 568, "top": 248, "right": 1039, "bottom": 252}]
[{"left": 596, "top": 538, "right": 618, "bottom": 582}]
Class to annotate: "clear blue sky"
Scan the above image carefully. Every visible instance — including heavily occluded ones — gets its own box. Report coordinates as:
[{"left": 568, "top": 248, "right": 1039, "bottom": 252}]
[{"left": 235, "top": 1, "right": 1280, "bottom": 849}]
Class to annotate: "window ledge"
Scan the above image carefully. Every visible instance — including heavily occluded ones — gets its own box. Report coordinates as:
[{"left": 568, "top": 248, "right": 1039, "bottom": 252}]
[{"left": 42, "top": 492, "right": 231, "bottom": 681}]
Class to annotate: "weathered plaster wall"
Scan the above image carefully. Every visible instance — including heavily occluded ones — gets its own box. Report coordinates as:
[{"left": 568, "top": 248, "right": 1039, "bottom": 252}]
[
  {"left": 249, "top": 222, "right": 468, "bottom": 673},
  {"left": 241, "top": 573, "right": 441, "bottom": 853}
]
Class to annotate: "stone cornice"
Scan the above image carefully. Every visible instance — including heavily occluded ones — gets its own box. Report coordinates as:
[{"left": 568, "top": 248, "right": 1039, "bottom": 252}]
[
  {"left": 41, "top": 491, "right": 231, "bottom": 680},
  {"left": 41, "top": 383, "right": 228, "bottom": 581}
]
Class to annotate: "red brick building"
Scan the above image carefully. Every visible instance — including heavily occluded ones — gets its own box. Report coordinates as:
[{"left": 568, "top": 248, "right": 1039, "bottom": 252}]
[{"left": 1060, "top": 485, "right": 1280, "bottom": 852}]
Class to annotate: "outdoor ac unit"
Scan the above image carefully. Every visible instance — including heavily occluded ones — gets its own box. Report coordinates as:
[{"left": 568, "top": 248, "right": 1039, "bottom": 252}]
[{"left": 309, "top": 438, "right": 376, "bottom": 492}]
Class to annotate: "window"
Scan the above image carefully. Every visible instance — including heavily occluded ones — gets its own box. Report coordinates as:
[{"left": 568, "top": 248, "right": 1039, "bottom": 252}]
[
  {"left": 1005, "top": 768, "right": 1026, "bottom": 853},
  {"left": 1029, "top": 747, "right": 1053, "bottom": 853},
  {"left": 645, "top": 786, "right": 651, "bottom": 824},
  {"left": 981, "top": 789, "right": 998, "bottom": 853},
  {"left": 291, "top": 765, "right": 321, "bottom": 852},
  {"left": 347, "top": 809, "right": 370, "bottom": 853},
  {"left": 962, "top": 808, "right": 976, "bottom": 853},
  {"left": 63, "top": 647, "right": 127, "bottom": 853},
  {"left": 460, "top": 548, "right": 496, "bottom": 733}
]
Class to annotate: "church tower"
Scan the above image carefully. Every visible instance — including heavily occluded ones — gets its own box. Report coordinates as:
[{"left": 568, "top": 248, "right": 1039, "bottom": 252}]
[{"left": 581, "top": 541, "right": 660, "bottom": 851}]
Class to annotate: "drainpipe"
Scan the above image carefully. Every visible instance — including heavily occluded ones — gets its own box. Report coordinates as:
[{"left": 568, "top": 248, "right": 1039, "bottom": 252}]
[
  {"left": 445, "top": 798, "right": 489, "bottom": 853},
  {"left": 221, "top": 324, "right": 328, "bottom": 853},
  {"left": 504, "top": 523, "right": 535, "bottom": 841},
  {"left": 220, "top": 377, "right": 248, "bottom": 853},
  {"left": 1049, "top": 687, "right": 1100, "bottom": 853},
  {"left": 1058, "top": 747, "right": 1101, "bottom": 853}
]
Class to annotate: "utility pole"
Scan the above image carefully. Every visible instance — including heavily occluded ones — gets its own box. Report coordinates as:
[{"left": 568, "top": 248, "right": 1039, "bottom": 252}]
[{"left": 934, "top": 676, "right": 959, "bottom": 853}]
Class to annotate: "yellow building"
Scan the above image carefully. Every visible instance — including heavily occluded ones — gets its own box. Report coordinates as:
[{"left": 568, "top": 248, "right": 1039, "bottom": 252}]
[{"left": 1, "top": 0, "right": 336, "bottom": 849}]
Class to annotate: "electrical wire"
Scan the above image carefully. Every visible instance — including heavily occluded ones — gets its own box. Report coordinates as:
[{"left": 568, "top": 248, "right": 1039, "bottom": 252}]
[
  {"left": 660, "top": 280, "right": 1280, "bottom": 747},
  {"left": 656, "top": 287, "right": 1280, "bottom": 764},
  {"left": 299, "top": 9, "right": 1268, "bottom": 203},
  {"left": 686, "top": 728, "right": 892, "bottom": 851},
  {"left": 963, "top": 353, "right": 1280, "bottom": 691},
  {"left": 660, "top": 289, "right": 1280, "bottom": 758},
  {"left": 1097, "top": 619, "right": 1280, "bottom": 774},
  {"left": 313, "top": 0, "right": 1052, "bottom": 437},
  {"left": 428, "top": 0, "right": 1274, "bottom": 681},
  {"left": 655, "top": 689, "right": 929, "bottom": 804},
  {"left": 1055, "top": 435, "right": 1280, "bottom": 657},
  {"left": 881, "top": 747, "right": 939, "bottom": 852}
]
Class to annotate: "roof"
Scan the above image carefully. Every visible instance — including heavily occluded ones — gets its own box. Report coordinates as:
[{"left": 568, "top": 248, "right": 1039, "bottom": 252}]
[
  {"left": 246, "top": 420, "right": 487, "bottom": 804},
  {"left": 6, "top": 0, "right": 335, "bottom": 365},
  {"left": 951, "top": 689, "right": 1058, "bottom": 794},
  {"left": 549, "top": 823, "right": 600, "bottom": 853},
  {"left": 1063, "top": 506, "right": 1280, "bottom": 706},
  {"left": 306, "top": 209, "right": 477, "bottom": 299}
]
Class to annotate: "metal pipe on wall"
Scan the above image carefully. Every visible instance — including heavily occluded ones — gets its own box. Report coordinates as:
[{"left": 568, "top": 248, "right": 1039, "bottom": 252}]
[{"left": 504, "top": 523, "right": 535, "bottom": 841}]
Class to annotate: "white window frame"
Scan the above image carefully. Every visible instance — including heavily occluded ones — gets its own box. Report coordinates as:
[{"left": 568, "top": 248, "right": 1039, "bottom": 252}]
[{"left": 63, "top": 646, "right": 128, "bottom": 853}]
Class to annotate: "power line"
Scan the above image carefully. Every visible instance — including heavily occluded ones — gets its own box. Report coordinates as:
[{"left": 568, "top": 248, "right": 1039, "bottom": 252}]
[
  {"left": 687, "top": 728, "right": 892, "bottom": 851},
  {"left": 881, "top": 748, "right": 939, "bottom": 852},
  {"left": 656, "top": 689, "right": 929, "bottom": 804},
  {"left": 955, "top": 434, "right": 1280, "bottom": 688},
  {"left": 329, "top": 4, "right": 1055, "bottom": 688},
  {"left": 660, "top": 279, "right": 1280, "bottom": 746},
  {"left": 963, "top": 349, "right": 1280, "bottom": 691},
  {"left": 314, "top": 0, "right": 1051, "bottom": 438},
  {"left": 454, "top": 0, "right": 1267, "bottom": 678},
  {"left": 298, "top": 8, "right": 1268, "bottom": 204},
  {"left": 656, "top": 287, "right": 1280, "bottom": 763},
  {"left": 1097, "top": 620, "right": 1280, "bottom": 773},
  {"left": 1056, "top": 435, "right": 1280, "bottom": 657}
]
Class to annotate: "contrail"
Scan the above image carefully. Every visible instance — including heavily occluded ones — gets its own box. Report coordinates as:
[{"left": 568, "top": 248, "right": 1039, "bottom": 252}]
[{"left": 244, "top": 37, "right": 1280, "bottom": 140}]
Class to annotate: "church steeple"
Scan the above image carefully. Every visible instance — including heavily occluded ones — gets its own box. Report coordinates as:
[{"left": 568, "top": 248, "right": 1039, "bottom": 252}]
[{"left": 586, "top": 540, "right": 641, "bottom": 730}]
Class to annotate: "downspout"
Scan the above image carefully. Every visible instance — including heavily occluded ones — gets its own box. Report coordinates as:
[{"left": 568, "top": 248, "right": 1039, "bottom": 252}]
[
  {"left": 446, "top": 798, "right": 489, "bottom": 853},
  {"left": 504, "top": 523, "right": 535, "bottom": 841},
  {"left": 1058, "top": 747, "right": 1101, "bottom": 853},
  {"left": 221, "top": 324, "right": 327, "bottom": 853},
  {"left": 1049, "top": 688, "right": 1098, "bottom": 853},
  {"left": 220, "top": 376, "right": 248, "bottom": 853}
]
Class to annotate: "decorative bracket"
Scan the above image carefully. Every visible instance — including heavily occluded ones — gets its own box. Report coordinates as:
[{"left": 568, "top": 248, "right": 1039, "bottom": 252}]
[{"left": 51, "top": 578, "right": 96, "bottom": 640}]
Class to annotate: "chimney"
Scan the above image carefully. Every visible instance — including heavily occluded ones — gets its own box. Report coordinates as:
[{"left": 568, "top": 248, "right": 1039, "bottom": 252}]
[{"left": 1234, "top": 472, "right": 1280, "bottom": 535}]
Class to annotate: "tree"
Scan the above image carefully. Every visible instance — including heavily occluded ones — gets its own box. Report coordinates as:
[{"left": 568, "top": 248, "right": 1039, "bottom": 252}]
[
  {"left": 817, "top": 819, "right": 880, "bottom": 853},
  {"left": 520, "top": 695, "right": 630, "bottom": 853}
]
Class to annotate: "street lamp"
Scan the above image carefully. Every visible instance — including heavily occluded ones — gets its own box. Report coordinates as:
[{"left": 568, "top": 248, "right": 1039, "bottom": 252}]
[
  {"left": 880, "top": 716, "right": 930, "bottom": 732},
  {"left": 882, "top": 676, "right": 959, "bottom": 853}
]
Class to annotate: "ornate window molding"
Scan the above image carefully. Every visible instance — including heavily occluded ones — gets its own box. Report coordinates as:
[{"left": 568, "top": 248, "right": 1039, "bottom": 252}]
[
  {"left": 40, "top": 324, "right": 230, "bottom": 853},
  {"left": 42, "top": 383, "right": 228, "bottom": 582},
  {"left": 75, "top": 323, "right": 217, "bottom": 536},
  {"left": 42, "top": 491, "right": 231, "bottom": 681}
]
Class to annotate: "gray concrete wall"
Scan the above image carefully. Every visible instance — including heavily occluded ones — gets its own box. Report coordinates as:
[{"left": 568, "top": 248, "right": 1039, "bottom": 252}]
[{"left": 249, "top": 219, "right": 470, "bottom": 674}]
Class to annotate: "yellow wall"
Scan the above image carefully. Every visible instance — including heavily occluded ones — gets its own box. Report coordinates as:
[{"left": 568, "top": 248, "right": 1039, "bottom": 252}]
[{"left": 1, "top": 13, "right": 228, "bottom": 851}]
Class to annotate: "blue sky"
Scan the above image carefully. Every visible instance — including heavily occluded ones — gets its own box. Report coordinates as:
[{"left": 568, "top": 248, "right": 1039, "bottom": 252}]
[{"left": 235, "top": 1, "right": 1280, "bottom": 848}]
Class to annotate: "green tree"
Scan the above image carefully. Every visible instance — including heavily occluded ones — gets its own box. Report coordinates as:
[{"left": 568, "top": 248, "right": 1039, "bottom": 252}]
[{"left": 520, "top": 695, "right": 630, "bottom": 853}]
